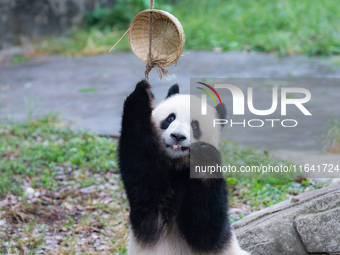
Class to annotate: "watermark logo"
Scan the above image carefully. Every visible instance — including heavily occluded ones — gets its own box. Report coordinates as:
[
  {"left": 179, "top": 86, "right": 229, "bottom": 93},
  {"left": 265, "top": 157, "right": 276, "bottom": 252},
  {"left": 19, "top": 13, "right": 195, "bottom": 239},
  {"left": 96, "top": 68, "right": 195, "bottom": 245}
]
[
  {"left": 196, "top": 82, "right": 312, "bottom": 128},
  {"left": 196, "top": 82, "right": 223, "bottom": 106}
]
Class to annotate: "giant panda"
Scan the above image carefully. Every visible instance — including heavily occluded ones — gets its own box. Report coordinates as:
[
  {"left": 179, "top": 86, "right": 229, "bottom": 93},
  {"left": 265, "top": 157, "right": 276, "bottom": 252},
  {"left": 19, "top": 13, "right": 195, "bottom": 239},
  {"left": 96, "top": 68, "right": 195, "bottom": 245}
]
[{"left": 118, "top": 80, "right": 250, "bottom": 255}]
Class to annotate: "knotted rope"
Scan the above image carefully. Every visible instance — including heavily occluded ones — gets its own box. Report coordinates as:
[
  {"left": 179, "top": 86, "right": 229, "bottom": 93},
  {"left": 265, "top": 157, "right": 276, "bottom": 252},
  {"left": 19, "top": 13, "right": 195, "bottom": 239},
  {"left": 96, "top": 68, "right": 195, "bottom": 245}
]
[{"left": 145, "top": 0, "right": 169, "bottom": 80}]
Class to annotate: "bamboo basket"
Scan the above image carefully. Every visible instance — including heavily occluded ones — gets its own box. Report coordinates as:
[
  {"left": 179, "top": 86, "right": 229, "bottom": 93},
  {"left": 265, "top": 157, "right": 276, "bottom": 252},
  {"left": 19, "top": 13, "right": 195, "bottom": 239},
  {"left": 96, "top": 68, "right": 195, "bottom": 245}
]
[{"left": 128, "top": 9, "right": 185, "bottom": 67}]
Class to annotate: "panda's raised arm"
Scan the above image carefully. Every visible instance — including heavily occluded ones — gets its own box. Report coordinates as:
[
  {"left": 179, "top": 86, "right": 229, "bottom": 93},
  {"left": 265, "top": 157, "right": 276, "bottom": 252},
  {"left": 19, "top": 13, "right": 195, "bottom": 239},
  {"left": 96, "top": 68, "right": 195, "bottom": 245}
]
[{"left": 118, "top": 80, "right": 169, "bottom": 243}]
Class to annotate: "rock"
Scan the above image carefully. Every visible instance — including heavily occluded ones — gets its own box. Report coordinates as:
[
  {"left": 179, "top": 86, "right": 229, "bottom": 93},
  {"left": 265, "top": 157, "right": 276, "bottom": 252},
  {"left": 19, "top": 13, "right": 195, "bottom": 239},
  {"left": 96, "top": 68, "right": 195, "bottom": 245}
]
[
  {"left": 0, "top": 0, "right": 117, "bottom": 48},
  {"left": 24, "top": 186, "right": 35, "bottom": 198},
  {"left": 0, "top": 219, "right": 6, "bottom": 226},
  {"left": 79, "top": 185, "right": 97, "bottom": 194},
  {"left": 233, "top": 181, "right": 340, "bottom": 255},
  {"left": 213, "top": 47, "right": 222, "bottom": 53},
  {"left": 295, "top": 208, "right": 340, "bottom": 253}
]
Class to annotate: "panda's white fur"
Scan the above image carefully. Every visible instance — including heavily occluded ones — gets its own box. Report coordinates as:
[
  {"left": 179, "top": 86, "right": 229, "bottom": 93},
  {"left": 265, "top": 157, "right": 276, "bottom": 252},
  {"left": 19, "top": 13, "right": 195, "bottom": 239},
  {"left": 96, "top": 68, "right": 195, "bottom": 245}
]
[
  {"left": 119, "top": 81, "right": 251, "bottom": 255},
  {"left": 128, "top": 229, "right": 250, "bottom": 255},
  {"left": 152, "top": 94, "right": 221, "bottom": 159}
]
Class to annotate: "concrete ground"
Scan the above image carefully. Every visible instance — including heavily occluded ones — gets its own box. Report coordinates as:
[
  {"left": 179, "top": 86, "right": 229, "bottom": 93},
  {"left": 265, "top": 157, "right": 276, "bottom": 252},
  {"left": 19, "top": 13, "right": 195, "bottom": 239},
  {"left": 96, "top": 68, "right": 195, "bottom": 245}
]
[{"left": 0, "top": 49, "right": 339, "bottom": 166}]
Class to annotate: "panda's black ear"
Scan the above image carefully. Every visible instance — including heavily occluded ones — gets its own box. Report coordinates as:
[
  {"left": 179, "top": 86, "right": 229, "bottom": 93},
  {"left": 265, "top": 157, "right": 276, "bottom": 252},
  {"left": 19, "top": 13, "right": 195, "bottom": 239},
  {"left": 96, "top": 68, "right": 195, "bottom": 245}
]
[
  {"left": 215, "top": 104, "right": 227, "bottom": 129},
  {"left": 216, "top": 104, "right": 226, "bottom": 119},
  {"left": 166, "top": 84, "right": 179, "bottom": 98}
]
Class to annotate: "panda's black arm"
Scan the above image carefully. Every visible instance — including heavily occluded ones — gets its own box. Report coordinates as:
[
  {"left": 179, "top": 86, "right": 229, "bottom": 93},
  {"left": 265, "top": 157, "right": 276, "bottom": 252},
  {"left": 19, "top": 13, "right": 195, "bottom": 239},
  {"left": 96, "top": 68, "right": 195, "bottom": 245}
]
[
  {"left": 177, "top": 142, "right": 232, "bottom": 252},
  {"left": 118, "top": 80, "right": 170, "bottom": 243}
]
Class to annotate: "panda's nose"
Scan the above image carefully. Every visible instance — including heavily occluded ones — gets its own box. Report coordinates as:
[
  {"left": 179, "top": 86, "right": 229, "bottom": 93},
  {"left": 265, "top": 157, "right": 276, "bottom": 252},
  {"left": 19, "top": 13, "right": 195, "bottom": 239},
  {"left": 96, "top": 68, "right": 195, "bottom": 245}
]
[{"left": 171, "top": 133, "right": 186, "bottom": 142}]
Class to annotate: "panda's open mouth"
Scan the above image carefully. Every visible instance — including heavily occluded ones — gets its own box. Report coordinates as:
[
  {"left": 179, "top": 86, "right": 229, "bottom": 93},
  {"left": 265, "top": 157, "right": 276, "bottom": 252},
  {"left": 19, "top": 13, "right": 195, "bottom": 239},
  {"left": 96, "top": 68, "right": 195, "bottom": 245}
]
[{"left": 166, "top": 144, "right": 189, "bottom": 151}]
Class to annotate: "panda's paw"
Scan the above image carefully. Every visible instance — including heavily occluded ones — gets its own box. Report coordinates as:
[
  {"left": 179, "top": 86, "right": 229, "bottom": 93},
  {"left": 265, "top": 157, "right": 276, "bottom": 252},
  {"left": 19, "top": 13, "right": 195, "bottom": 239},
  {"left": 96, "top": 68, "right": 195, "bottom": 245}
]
[
  {"left": 134, "top": 80, "right": 154, "bottom": 101},
  {"left": 135, "top": 79, "right": 150, "bottom": 91},
  {"left": 190, "top": 142, "right": 223, "bottom": 179},
  {"left": 134, "top": 80, "right": 154, "bottom": 99},
  {"left": 125, "top": 80, "right": 154, "bottom": 109},
  {"left": 190, "top": 142, "right": 221, "bottom": 165}
]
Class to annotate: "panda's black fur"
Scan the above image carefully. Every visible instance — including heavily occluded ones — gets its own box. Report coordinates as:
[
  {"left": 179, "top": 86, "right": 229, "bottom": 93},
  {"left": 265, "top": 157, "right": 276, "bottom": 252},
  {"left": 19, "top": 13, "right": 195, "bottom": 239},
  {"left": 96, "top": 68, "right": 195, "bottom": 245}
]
[{"left": 118, "top": 80, "right": 245, "bottom": 254}]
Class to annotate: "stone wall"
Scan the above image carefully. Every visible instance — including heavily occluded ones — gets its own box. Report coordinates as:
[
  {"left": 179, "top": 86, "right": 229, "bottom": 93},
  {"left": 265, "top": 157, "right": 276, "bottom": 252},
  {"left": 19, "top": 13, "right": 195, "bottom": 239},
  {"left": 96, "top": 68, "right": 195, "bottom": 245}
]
[{"left": 0, "top": 0, "right": 116, "bottom": 48}]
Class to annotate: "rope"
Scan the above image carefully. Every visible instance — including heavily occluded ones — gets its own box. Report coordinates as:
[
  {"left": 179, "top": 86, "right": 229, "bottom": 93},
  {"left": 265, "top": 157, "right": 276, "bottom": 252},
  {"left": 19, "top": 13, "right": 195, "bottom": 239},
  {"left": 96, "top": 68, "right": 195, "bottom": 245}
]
[
  {"left": 145, "top": 0, "right": 169, "bottom": 80},
  {"left": 145, "top": 58, "right": 169, "bottom": 80},
  {"left": 146, "top": 4, "right": 153, "bottom": 80}
]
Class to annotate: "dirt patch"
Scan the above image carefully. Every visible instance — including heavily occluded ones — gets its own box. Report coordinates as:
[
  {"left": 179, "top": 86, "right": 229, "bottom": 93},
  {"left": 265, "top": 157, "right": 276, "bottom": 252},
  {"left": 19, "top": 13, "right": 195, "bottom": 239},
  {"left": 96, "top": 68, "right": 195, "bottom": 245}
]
[{"left": 0, "top": 172, "right": 130, "bottom": 254}]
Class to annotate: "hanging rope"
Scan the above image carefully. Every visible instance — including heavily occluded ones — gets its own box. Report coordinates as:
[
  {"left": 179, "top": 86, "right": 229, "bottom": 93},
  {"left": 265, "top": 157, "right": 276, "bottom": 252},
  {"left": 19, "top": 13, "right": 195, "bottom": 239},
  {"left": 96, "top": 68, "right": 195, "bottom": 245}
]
[{"left": 145, "top": 0, "right": 169, "bottom": 80}]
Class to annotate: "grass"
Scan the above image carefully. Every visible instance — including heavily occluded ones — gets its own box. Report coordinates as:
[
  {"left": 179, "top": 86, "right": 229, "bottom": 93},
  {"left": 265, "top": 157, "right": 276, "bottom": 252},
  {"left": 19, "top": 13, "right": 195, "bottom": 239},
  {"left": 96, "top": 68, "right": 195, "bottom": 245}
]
[
  {"left": 0, "top": 116, "right": 324, "bottom": 206},
  {"left": 326, "top": 119, "right": 340, "bottom": 153},
  {"left": 35, "top": 0, "right": 340, "bottom": 56},
  {"left": 0, "top": 116, "right": 327, "bottom": 252},
  {"left": 0, "top": 116, "right": 128, "bottom": 254},
  {"left": 220, "top": 140, "right": 293, "bottom": 177},
  {"left": 0, "top": 115, "right": 117, "bottom": 197},
  {"left": 38, "top": 29, "right": 130, "bottom": 56},
  {"left": 10, "top": 54, "right": 30, "bottom": 66},
  {"left": 79, "top": 87, "right": 98, "bottom": 93},
  {"left": 219, "top": 141, "right": 325, "bottom": 221},
  {"left": 174, "top": 0, "right": 340, "bottom": 55}
]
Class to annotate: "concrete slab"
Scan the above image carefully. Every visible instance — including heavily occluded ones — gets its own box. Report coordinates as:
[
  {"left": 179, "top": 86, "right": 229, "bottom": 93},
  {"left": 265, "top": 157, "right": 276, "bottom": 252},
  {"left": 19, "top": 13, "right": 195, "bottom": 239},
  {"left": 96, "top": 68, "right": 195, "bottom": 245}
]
[{"left": 0, "top": 51, "right": 340, "bottom": 153}]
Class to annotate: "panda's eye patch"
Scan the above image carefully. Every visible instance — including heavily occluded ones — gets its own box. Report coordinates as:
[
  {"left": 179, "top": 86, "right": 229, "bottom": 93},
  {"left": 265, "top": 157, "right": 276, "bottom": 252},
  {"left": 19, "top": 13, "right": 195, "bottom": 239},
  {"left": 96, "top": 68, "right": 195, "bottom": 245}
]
[
  {"left": 191, "top": 120, "right": 201, "bottom": 139},
  {"left": 161, "top": 113, "right": 176, "bottom": 130},
  {"left": 167, "top": 114, "right": 176, "bottom": 123}
]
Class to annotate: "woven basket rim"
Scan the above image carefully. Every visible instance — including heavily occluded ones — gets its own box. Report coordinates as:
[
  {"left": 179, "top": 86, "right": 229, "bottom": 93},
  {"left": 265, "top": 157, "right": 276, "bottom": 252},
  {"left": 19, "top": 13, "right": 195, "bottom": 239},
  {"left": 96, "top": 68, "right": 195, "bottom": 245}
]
[{"left": 128, "top": 9, "right": 185, "bottom": 67}]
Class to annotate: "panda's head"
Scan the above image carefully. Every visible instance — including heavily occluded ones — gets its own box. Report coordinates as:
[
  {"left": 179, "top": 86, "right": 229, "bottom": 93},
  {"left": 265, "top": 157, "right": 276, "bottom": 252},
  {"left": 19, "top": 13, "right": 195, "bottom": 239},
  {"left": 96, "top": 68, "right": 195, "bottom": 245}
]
[{"left": 152, "top": 84, "right": 226, "bottom": 160}]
